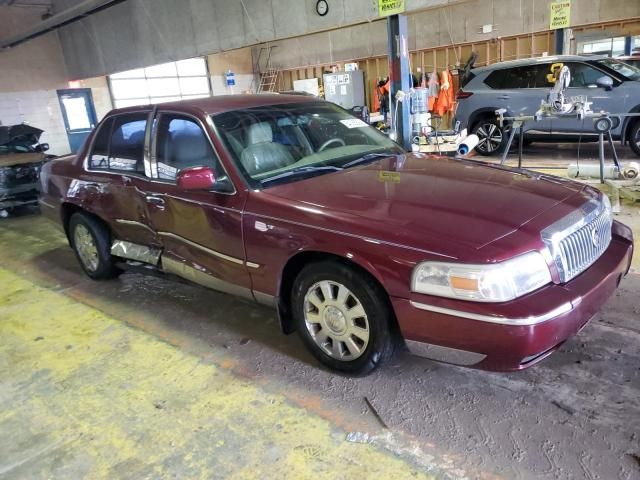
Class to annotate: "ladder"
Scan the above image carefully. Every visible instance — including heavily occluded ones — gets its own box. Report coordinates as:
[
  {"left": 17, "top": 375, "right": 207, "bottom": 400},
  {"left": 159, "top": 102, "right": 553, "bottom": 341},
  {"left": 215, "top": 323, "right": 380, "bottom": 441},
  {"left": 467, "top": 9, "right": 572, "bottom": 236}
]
[
  {"left": 255, "top": 46, "right": 279, "bottom": 93},
  {"left": 258, "top": 68, "right": 279, "bottom": 93}
]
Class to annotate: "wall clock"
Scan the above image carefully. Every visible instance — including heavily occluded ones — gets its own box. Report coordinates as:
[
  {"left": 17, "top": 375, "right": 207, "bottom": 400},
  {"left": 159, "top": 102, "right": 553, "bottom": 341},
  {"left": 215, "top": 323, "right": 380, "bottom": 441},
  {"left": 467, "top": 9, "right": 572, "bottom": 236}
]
[{"left": 316, "top": 0, "right": 329, "bottom": 16}]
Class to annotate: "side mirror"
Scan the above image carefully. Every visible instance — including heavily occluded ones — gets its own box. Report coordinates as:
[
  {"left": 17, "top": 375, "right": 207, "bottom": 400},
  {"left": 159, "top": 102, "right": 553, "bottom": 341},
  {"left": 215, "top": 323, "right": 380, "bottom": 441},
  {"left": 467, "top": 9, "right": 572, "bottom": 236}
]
[
  {"left": 596, "top": 76, "right": 614, "bottom": 91},
  {"left": 176, "top": 166, "right": 216, "bottom": 191},
  {"left": 36, "top": 143, "right": 50, "bottom": 152}
]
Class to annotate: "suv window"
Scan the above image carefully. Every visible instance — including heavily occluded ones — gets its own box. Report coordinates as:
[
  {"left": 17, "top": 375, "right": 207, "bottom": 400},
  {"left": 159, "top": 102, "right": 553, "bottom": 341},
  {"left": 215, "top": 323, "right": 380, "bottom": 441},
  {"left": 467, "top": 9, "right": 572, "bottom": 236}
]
[
  {"left": 485, "top": 65, "right": 550, "bottom": 89},
  {"left": 154, "top": 114, "right": 232, "bottom": 192},
  {"left": 89, "top": 113, "right": 148, "bottom": 173},
  {"left": 566, "top": 62, "right": 609, "bottom": 88}
]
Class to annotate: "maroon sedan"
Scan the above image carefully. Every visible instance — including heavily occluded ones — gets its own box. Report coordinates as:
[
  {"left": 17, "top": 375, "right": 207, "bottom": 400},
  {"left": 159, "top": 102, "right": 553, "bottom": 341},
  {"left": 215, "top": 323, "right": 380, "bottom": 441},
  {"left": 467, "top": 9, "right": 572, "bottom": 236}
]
[{"left": 39, "top": 95, "right": 634, "bottom": 375}]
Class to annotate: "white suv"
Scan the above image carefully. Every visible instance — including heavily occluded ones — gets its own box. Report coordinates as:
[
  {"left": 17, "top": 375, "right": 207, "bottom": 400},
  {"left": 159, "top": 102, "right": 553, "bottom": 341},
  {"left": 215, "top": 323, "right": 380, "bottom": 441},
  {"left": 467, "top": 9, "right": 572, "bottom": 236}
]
[{"left": 454, "top": 55, "right": 640, "bottom": 156}]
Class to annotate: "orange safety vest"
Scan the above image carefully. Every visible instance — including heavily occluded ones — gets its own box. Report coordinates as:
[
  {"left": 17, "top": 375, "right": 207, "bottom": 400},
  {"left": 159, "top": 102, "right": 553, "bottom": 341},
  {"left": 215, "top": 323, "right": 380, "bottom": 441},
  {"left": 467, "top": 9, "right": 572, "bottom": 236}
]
[{"left": 435, "top": 69, "right": 455, "bottom": 116}]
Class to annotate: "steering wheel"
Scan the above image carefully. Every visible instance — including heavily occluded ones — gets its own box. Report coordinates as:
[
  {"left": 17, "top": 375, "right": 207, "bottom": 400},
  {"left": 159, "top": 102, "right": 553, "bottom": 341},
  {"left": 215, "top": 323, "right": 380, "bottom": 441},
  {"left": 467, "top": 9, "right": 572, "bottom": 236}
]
[{"left": 318, "top": 137, "right": 346, "bottom": 152}]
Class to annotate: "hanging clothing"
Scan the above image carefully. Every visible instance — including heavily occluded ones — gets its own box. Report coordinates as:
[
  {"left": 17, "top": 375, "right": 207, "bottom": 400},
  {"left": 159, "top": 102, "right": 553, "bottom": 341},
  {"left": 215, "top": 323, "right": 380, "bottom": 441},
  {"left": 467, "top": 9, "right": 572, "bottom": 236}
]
[
  {"left": 434, "top": 69, "right": 455, "bottom": 117},
  {"left": 372, "top": 79, "right": 380, "bottom": 113},
  {"left": 376, "top": 78, "right": 390, "bottom": 122},
  {"left": 427, "top": 71, "right": 440, "bottom": 112}
]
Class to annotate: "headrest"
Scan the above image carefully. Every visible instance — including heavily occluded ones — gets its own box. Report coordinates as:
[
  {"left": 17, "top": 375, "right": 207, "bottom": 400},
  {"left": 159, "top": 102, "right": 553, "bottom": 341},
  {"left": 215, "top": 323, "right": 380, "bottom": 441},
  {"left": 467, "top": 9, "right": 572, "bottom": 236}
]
[
  {"left": 172, "top": 133, "right": 209, "bottom": 163},
  {"left": 247, "top": 122, "right": 273, "bottom": 145}
]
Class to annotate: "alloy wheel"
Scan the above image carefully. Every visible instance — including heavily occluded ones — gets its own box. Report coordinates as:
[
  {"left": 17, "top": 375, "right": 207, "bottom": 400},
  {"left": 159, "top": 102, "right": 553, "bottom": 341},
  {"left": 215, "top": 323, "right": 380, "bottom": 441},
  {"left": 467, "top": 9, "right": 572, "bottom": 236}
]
[
  {"left": 303, "top": 280, "right": 370, "bottom": 361},
  {"left": 475, "top": 122, "right": 504, "bottom": 154},
  {"left": 74, "top": 224, "right": 99, "bottom": 272}
]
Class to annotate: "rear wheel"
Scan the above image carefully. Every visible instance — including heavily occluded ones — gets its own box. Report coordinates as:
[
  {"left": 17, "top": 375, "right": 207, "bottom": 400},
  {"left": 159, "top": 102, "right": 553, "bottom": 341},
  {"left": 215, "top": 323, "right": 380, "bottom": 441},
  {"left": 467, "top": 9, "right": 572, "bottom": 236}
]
[
  {"left": 69, "top": 213, "right": 121, "bottom": 280},
  {"left": 629, "top": 121, "right": 640, "bottom": 157},
  {"left": 291, "top": 261, "right": 395, "bottom": 375},
  {"left": 473, "top": 118, "right": 506, "bottom": 156}
]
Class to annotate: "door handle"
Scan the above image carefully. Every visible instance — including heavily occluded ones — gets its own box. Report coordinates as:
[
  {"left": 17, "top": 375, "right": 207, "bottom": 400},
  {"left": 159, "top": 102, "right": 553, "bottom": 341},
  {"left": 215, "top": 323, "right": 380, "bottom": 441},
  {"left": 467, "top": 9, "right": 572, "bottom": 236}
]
[
  {"left": 498, "top": 95, "right": 510, "bottom": 100},
  {"left": 145, "top": 195, "right": 165, "bottom": 207}
]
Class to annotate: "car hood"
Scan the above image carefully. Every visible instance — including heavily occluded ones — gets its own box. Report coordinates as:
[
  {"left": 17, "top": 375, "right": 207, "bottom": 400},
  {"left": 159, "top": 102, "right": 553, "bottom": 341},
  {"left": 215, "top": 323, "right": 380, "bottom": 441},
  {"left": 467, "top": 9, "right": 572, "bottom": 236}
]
[{"left": 262, "top": 154, "right": 586, "bottom": 258}]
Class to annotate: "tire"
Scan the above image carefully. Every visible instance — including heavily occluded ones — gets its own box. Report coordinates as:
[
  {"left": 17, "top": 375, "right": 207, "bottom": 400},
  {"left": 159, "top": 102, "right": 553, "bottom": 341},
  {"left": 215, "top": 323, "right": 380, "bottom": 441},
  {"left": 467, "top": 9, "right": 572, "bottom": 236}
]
[
  {"left": 291, "top": 261, "right": 395, "bottom": 375},
  {"left": 69, "top": 212, "right": 121, "bottom": 280},
  {"left": 472, "top": 118, "right": 507, "bottom": 156},
  {"left": 629, "top": 120, "right": 640, "bottom": 157}
]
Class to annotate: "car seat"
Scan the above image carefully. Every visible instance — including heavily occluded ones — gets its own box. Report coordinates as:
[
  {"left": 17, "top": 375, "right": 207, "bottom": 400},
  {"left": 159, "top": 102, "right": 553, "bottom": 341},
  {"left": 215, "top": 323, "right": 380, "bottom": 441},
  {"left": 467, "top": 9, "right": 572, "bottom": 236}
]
[{"left": 240, "top": 122, "right": 294, "bottom": 175}]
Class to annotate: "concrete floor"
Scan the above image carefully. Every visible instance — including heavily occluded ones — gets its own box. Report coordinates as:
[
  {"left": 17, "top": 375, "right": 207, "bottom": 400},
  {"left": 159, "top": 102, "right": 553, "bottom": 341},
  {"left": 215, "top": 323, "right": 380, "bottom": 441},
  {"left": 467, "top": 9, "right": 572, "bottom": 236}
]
[{"left": 0, "top": 145, "right": 639, "bottom": 479}]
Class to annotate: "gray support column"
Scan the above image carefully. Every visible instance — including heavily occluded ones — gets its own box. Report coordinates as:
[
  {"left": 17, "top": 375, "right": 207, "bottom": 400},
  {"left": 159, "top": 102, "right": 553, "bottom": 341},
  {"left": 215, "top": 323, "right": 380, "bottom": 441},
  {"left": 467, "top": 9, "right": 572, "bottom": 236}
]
[{"left": 624, "top": 36, "right": 632, "bottom": 56}]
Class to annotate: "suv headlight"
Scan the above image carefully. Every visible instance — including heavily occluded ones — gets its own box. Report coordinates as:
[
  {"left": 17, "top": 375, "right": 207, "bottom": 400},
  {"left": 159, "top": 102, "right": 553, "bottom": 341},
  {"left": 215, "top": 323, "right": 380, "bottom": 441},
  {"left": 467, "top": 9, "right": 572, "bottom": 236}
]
[{"left": 411, "top": 252, "right": 552, "bottom": 302}]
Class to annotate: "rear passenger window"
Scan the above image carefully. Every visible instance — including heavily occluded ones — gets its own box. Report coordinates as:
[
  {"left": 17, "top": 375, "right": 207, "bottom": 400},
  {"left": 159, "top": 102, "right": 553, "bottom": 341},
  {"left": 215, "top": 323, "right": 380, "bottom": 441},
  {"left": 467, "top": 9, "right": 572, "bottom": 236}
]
[
  {"left": 89, "top": 113, "right": 148, "bottom": 173},
  {"left": 485, "top": 66, "right": 550, "bottom": 89},
  {"left": 89, "top": 118, "right": 113, "bottom": 169},
  {"left": 484, "top": 70, "right": 506, "bottom": 89}
]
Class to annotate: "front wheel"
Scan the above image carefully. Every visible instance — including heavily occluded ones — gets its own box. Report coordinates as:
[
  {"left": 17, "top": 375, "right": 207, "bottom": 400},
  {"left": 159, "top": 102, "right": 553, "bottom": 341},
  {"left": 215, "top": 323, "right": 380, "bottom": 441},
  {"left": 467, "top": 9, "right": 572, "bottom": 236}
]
[
  {"left": 472, "top": 119, "right": 506, "bottom": 156},
  {"left": 629, "top": 121, "right": 640, "bottom": 157},
  {"left": 291, "top": 261, "right": 395, "bottom": 375}
]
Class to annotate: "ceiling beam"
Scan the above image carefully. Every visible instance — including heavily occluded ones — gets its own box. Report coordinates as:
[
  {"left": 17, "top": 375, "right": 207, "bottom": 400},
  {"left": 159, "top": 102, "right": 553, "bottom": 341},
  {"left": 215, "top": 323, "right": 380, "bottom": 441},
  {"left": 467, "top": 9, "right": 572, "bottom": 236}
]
[{"left": 0, "top": 0, "right": 126, "bottom": 49}]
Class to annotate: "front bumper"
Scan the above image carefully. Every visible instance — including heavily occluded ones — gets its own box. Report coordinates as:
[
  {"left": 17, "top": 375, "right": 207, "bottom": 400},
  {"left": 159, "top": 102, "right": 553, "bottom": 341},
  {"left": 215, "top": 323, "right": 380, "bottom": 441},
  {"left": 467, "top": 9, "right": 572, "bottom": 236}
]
[{"left": 393, "top": 234, "right": 633, "bottom": 371}]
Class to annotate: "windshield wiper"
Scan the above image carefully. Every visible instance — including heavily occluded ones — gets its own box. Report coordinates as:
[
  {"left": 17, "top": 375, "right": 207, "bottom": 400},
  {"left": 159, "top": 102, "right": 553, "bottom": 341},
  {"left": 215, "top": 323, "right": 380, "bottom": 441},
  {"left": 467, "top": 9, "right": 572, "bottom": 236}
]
[
  {"left": 260, "top": 165, "right": 343, "bottom": 185},
  {"left": 342, "top": 152, "right": 400, "bottom": 169}
]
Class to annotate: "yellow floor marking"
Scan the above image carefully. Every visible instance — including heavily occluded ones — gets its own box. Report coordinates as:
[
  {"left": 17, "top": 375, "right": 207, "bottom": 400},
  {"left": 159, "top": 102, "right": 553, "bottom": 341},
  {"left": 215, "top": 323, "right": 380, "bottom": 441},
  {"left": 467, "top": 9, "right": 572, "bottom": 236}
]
[{"left": 0, "top": 268, "right": 435, "bottom": 479}]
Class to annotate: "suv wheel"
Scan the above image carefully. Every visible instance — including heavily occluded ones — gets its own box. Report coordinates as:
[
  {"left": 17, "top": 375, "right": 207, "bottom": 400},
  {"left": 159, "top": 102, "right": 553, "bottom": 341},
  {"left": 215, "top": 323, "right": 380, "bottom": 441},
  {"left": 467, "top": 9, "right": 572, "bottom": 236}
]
[
  {"left": 629, "top": 121, "right": 640, "bottom": 157},
  {"left": 473, "top": 119, "right": 506, "bottom": 156},
  {"left": 291, "top": 261, "right": 395, "bottom": 375}
]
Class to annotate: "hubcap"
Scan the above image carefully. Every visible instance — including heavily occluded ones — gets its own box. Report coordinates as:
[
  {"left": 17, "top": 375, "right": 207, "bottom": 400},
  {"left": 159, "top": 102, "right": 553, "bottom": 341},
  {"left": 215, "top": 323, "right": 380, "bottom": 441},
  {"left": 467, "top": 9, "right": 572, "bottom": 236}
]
[
  {"left": 475, "top": 122, "right": 503, "bottom": 153},
  {"left": 73, "top": 224, "right": 99, "bottom": 272},
  {"left": 303, "top": 280, "right": 370, "bottom": 361}
]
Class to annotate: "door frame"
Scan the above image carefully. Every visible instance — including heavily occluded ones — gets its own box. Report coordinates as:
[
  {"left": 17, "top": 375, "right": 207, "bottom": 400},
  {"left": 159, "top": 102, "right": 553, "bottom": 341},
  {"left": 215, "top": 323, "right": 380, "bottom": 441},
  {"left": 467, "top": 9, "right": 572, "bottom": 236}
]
[{"left": 57, "top": 88, "right": 98, "bottom": 154}]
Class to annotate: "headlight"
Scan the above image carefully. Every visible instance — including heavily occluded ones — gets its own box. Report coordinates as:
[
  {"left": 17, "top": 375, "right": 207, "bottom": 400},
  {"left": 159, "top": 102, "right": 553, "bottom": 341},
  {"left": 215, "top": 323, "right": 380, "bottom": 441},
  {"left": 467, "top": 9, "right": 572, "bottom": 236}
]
[{"left": 411, "top": 251, "right": 552, "bottom": 302}]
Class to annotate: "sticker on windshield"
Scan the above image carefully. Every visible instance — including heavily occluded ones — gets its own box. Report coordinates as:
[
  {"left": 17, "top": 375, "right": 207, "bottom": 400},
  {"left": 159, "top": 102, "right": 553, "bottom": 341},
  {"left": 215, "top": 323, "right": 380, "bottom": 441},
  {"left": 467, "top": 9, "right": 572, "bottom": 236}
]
[{"left": 340, "top": 118, "right": 368, "bottom": 129}]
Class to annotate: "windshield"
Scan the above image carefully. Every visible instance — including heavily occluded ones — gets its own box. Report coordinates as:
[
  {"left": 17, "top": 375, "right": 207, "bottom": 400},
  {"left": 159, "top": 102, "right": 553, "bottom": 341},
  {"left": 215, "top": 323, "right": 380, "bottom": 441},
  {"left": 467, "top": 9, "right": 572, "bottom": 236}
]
[
  {"left": 211, "top": 102, "right": 403, "bottom": 188},
  {"left": 594, "top": 58, "right": 640, "bottom": 81}
]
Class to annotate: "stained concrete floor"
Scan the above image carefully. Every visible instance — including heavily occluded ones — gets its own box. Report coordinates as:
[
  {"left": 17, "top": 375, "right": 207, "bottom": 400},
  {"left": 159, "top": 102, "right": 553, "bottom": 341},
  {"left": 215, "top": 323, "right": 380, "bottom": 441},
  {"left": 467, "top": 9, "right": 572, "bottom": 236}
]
[{"left": 0, "top": 147, "right": 639, "bottom": 479}]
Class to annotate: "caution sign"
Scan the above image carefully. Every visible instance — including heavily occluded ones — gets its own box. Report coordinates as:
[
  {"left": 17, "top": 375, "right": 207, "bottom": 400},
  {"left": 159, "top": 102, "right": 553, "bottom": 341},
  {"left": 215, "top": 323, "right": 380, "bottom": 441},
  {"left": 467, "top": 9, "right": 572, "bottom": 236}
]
[
  {"left": 378, "top": 0, "right": 405, "bottom": 17},
  {"left": 549, "top": 1, "right": 571, "bottom": 30}
]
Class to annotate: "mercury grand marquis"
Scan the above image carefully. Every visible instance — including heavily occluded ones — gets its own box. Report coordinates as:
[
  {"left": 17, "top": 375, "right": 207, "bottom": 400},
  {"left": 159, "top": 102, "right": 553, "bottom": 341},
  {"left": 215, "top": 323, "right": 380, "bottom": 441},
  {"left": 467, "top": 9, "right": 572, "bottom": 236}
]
[{"left": 39, "top": 95, "right": 634, "bottom": 375}]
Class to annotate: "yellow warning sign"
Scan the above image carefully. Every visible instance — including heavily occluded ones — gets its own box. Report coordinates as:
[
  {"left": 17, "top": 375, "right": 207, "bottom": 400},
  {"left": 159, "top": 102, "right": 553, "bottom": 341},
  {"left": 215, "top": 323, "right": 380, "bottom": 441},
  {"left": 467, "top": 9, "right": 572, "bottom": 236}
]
[
  {"left": 550, "top": 1, "right": 571, "bottom": 30},
  {"left": 378, "top": 171, "right": 401, "bottom": 183},
  {"left": 378, "top": 0, "right": 405, "bottom": 17}
]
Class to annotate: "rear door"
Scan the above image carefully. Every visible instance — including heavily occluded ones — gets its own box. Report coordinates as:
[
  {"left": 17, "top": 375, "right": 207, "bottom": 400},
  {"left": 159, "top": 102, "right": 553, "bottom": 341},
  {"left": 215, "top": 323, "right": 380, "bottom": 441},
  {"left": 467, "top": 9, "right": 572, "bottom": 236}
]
[
  {"left": 83, "top": 111, "right": 157, "bottom": 246},
  {"left": 487, "top": 64, "right": 554, "bottom": 135},
  {"left": 140, "top": 111, "right": 252, "bottom": 296}
]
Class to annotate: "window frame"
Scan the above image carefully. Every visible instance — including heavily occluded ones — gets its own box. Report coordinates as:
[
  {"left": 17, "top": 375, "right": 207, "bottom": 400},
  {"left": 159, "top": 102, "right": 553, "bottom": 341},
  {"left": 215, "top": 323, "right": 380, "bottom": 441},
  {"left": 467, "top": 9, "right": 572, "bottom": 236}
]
[
  {"left": 84, "top": 111, "right": 153, "bottom": 178},
  {"left": 149, "top": 110, "right": 236, "bottom": 195},
  {"left": 563, "top": 61, "right": 619, "bottom": 89},
  {"left": 108, "top": 57, "right": 212, "bottom": 109},
  {"left": 484, "top": 65, "right": 551, "bottom": 90}
]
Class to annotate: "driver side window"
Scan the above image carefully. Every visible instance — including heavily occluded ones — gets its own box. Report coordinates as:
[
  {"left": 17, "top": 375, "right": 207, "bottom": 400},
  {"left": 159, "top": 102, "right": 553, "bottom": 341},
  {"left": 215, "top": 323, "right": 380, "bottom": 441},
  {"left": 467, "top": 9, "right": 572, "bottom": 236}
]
[
  {"left": 567, "top": 63, "right": 609, "bottom": 88},
  {"left": 154, "top": 114, "right": 232, "bottom": 192}
]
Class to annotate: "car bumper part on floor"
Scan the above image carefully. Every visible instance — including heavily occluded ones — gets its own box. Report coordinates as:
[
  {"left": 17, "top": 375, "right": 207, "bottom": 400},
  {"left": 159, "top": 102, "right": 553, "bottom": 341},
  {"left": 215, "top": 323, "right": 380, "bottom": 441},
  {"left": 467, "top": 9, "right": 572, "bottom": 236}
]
[{"left": 394, "top": 235, "right": 634, "bottom": 371}]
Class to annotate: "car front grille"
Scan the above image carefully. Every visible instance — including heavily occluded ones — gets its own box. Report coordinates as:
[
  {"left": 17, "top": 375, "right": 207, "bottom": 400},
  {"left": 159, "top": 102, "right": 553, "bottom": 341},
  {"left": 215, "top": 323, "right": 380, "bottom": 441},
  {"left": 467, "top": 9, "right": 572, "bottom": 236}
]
[{"left": 542, "top": 198, "right": 612, "bottom": 283}]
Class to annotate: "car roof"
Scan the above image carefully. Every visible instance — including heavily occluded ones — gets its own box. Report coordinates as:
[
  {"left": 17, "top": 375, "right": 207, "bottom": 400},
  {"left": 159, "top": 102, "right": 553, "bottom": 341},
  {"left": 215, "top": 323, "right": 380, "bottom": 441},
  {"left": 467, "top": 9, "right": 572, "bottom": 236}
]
[
  {"left": 108, "top": 94, "right": 323, "bottom": 117},
  {"left": 472, "top": 55, "right": 609, "bottom": 74}
]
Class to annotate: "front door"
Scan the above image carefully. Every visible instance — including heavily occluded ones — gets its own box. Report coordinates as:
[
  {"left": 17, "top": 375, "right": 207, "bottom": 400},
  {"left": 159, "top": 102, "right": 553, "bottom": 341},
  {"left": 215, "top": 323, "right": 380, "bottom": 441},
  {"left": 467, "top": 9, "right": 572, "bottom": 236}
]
[
  {"left": 141, "top": 111, "right": 252, "bottom": 297},
  {"left": 57, "top": 88, "right": 98, "bottom": 154},
  {"left": 550, "top": 62, "right": 617, "bottom": 135}
]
